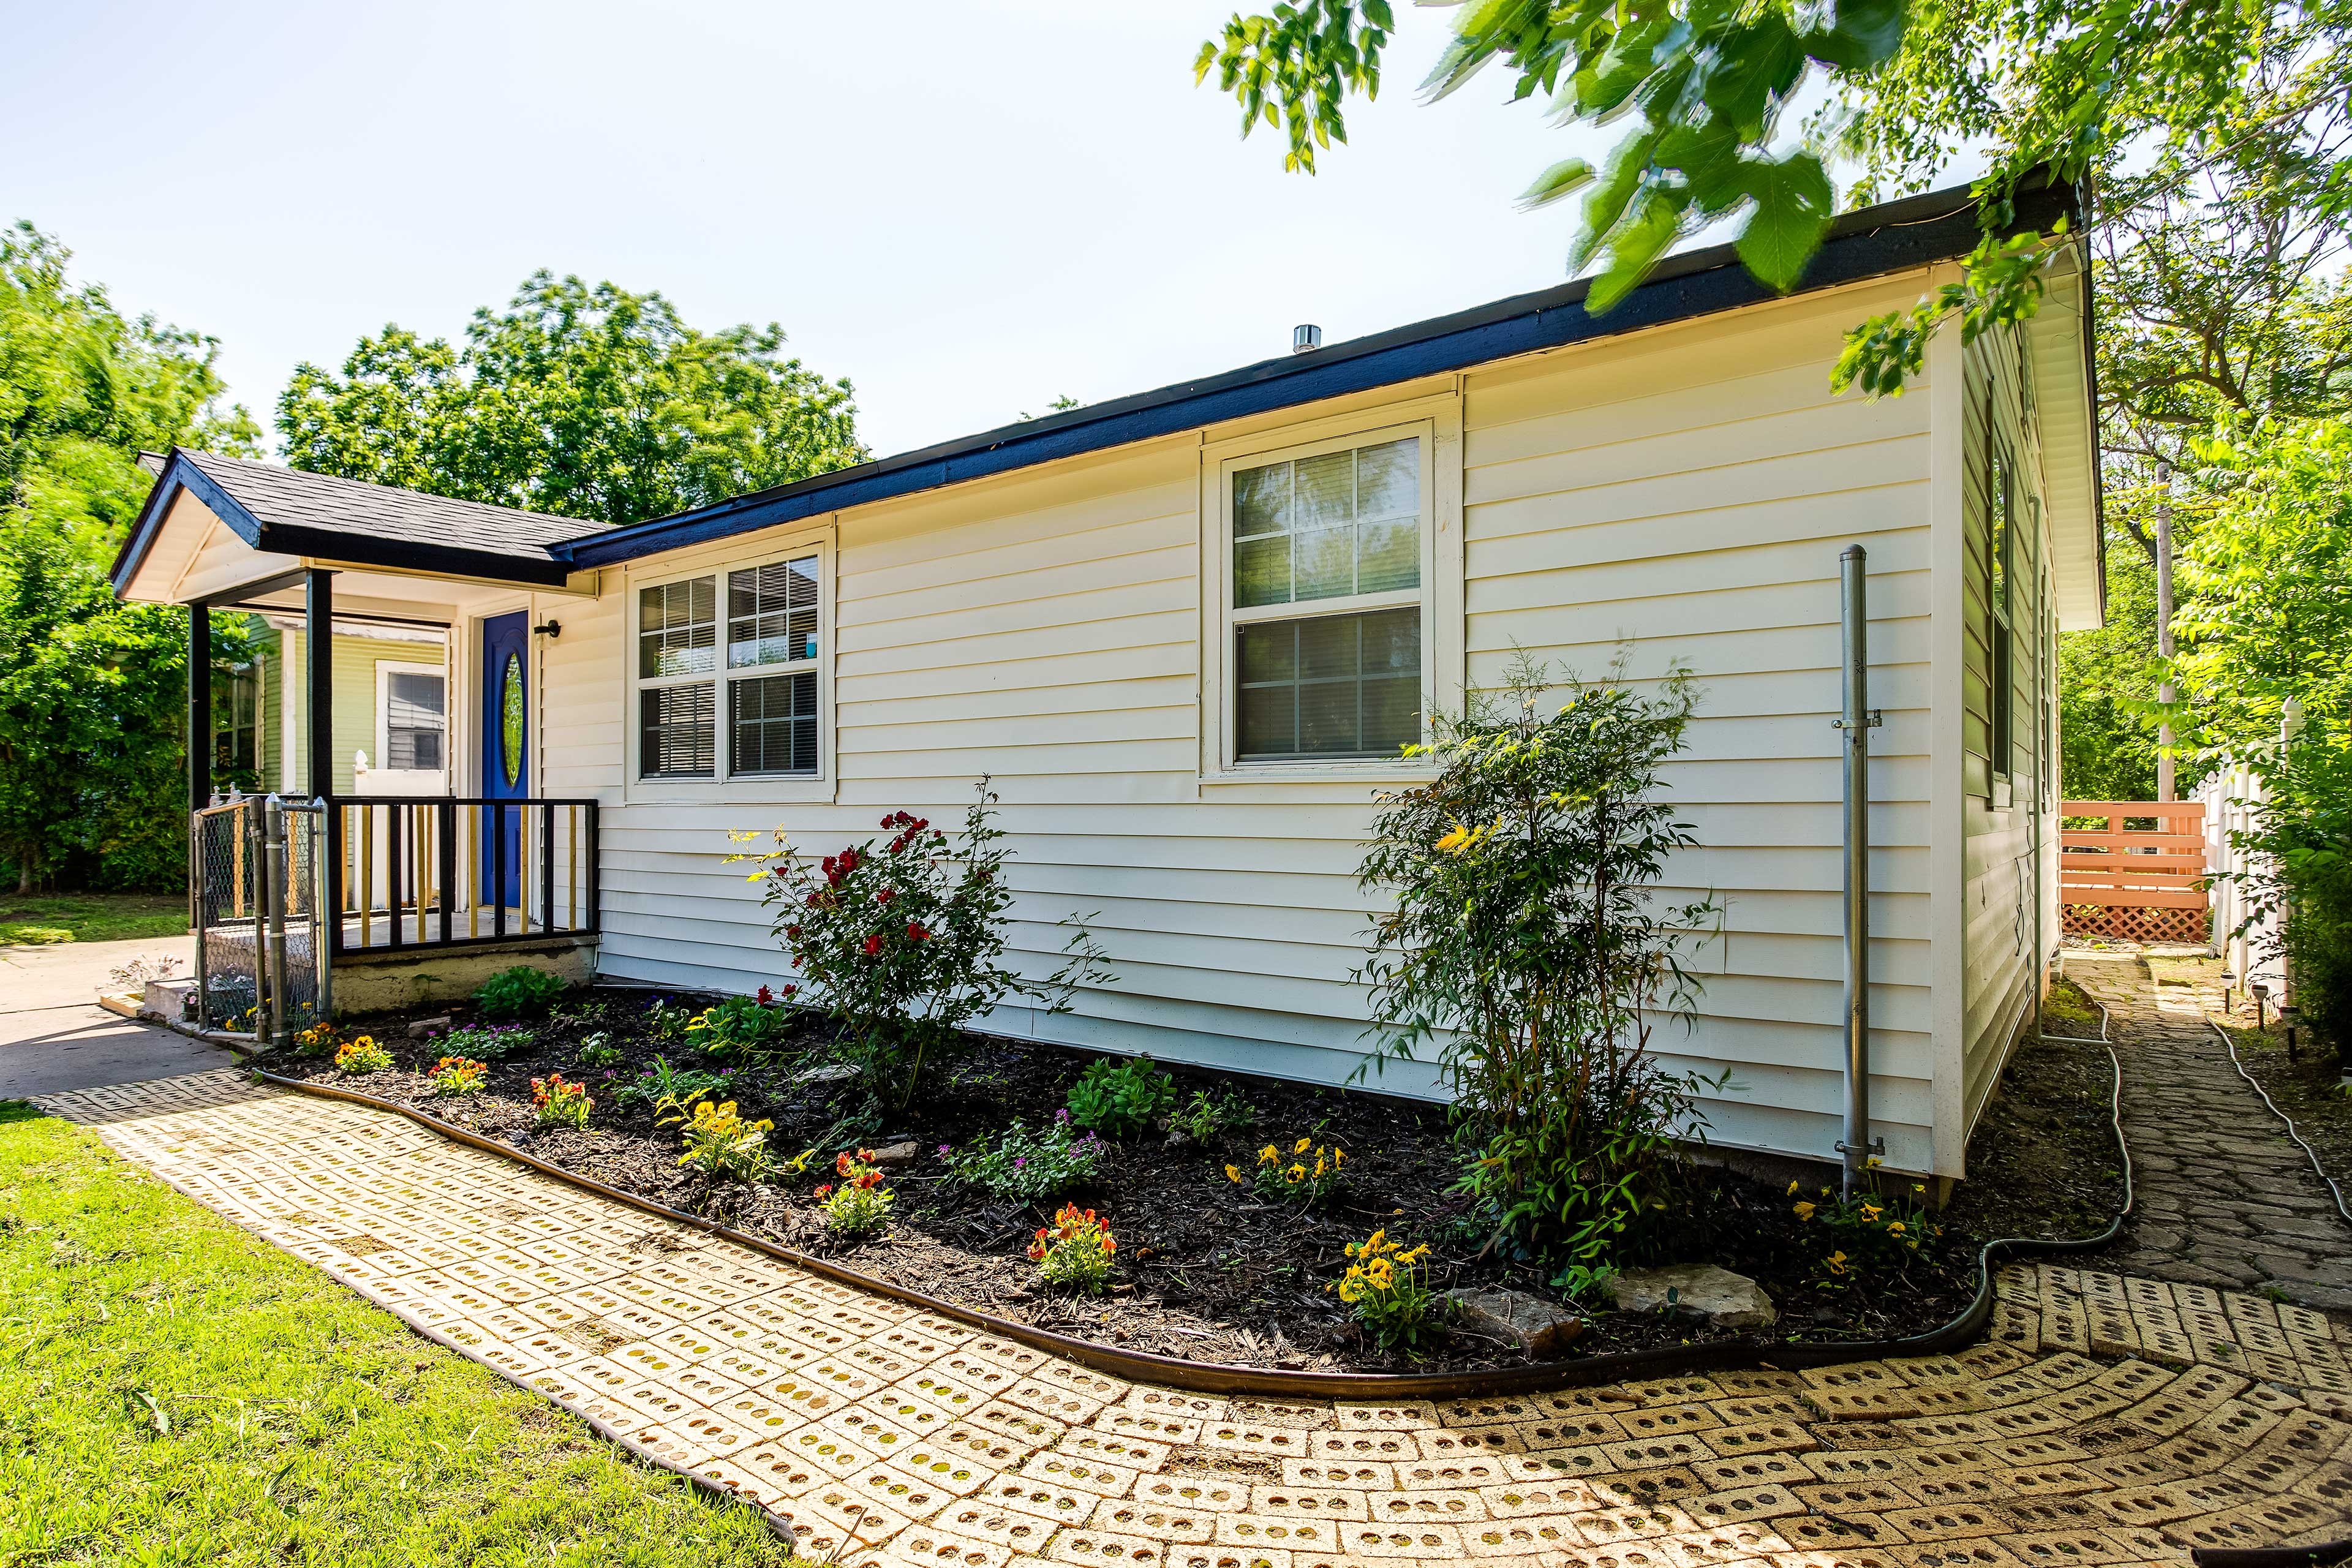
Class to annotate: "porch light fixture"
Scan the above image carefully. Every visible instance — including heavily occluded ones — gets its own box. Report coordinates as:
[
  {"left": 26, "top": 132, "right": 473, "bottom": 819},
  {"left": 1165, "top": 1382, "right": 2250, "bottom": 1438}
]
[{"left": 532, "top": 619, "right": 562, "bottom": 639}]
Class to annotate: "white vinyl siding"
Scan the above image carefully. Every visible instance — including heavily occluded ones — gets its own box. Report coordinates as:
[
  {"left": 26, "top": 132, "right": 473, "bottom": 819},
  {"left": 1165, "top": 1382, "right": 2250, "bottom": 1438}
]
[{"left": 535, "top": 270, "right": 2007, "bottom": 1177}]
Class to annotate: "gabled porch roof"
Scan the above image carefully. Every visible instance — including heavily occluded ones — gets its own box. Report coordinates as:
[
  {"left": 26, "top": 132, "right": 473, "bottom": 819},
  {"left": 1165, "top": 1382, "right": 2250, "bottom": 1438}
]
[{"left": 112, "top": 448, "right": 606, "bottom": 607}]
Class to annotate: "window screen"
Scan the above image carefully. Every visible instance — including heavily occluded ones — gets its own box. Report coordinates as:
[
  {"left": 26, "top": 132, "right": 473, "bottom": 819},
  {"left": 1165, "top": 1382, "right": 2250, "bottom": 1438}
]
[
  {"left": 730, "top": 670, "right": 818, "bottom": 776},
  {"left": 639, "top": 577, "right": 717, "bottom": 678},
  {"left": 384, "top": 671, "right": 446, "bottom": 771},
  {"left": 728, "top": 557, "right": 820, "bottom": 668},
  {"left": 1233, "top": 437, "right": 1420, "bottom": 608},
  {"left": 1236, "top": 608, "right": 1420, "bottom": 761}
]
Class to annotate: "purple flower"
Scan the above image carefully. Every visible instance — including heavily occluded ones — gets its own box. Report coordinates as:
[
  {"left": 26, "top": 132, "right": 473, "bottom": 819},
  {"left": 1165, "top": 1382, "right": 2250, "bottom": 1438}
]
[
  {"left": 1054, "top": 1108, "right": 1071, "bottom": 1124},
  {"left": 1012, "top": 1156, "right": 1027, "bottom": 1168},
  {"left": 937, "top": 1144, "right": 952, "bottom": 1157}
]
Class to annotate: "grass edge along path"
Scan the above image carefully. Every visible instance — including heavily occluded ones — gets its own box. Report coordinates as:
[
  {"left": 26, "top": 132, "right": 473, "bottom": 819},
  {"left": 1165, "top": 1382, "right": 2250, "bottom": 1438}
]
[
  {"left": 0, "top": 1098, "right": 809, "bottom": 1568},
  {"left": 0, "top": 892, "right": 189, "bottom": 946}
]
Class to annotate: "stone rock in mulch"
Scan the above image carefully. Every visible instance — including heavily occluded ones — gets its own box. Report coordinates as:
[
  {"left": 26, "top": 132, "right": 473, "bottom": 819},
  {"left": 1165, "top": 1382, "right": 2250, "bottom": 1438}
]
[
  {"left": 1442, "top": 1287, "right": 1588, "bottom": 1359},
  {"left": 407, "top": 1016, "right": 451, "bottom": 1038},
  {"left": 1162, "top": 1128, "right": 1195, "bottom": 1150},
  {"left": 869, "top": 1141, "right": 921, "bottom": 1167},
  {"left": 792, "top": 1063, "right": 860, "bottom": 1088},
  {"left": 1609, "top": 1264, "right": 1777, "bottom": 1330}
]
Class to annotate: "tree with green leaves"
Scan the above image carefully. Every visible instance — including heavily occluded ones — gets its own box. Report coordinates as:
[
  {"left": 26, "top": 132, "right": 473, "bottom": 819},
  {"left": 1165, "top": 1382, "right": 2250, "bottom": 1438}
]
[
  {"left": 1192, "top": 0, "right": 2352, "bottom": 396},
  {"left": 277, "top": 273, "right": 866, "bottom": 527},
  {"left": 0, "top": 222, "right": 260, "bottom": 890}
]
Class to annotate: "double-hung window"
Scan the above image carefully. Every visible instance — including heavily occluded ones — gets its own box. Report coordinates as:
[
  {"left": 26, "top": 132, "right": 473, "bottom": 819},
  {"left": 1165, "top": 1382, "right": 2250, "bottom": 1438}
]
[
  {"left": 1221, "top": 429, "right": 1430, "bottom": 766},
  {"left": 636, "top": 551, "right": 822, "bottom": 782}
]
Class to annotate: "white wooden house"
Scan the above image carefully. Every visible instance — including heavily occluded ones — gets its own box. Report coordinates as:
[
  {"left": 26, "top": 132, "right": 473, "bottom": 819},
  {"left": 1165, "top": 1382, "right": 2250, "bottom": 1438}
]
[{"left": 113, "top": 173, "right": 2102, "bottom": 1183}]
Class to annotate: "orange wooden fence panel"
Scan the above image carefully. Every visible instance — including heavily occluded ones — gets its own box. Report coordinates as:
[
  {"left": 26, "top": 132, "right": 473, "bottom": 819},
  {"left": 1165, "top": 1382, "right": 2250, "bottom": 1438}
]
[{"left": 2059, "top": 799, "right": 2212, "bottom": 943}]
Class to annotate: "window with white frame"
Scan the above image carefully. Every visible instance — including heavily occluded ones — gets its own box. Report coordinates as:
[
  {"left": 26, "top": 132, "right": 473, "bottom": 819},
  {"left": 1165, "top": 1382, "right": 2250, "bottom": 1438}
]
[
  {"left": 1224, "top": 432, "right": 1426, "bottom": 763},
  {"left": 637, "top": 552, "right": 821, "bottom": 780},
  {"left": 381, "top": 668, "right": 447, "bottom": 771}
]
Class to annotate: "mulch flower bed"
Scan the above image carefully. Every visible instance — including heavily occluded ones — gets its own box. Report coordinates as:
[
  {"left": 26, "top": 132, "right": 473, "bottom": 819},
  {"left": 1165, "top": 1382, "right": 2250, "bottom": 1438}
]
[{"left": 264, "top": 983, "right": 2120, "bottom": 1374}]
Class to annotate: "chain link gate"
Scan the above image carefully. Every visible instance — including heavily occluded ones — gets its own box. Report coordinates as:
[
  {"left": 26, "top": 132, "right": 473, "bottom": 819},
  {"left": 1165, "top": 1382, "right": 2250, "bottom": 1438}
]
[{"left": 191, "top": 796, "right": 331, "bottom": 1042}]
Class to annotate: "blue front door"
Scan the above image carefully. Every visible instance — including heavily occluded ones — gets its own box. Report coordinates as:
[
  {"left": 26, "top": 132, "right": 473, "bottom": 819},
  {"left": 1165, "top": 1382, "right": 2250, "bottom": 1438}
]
[{"left": 480, "top": 612, "right": 529, "bottom": 911}]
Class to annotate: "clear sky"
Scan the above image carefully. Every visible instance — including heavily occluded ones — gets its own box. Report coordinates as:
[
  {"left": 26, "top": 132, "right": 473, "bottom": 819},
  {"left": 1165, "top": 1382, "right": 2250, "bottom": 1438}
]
[{"left": 5, "top": 0, "right": 1833, "bottom": 462}]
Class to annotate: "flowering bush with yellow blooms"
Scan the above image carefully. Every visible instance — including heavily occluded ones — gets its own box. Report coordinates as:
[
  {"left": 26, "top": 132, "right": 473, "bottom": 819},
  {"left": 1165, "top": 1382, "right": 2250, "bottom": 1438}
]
[
  {"left": 1227, "top": 1137, "right": 1345, "bottom": 1207},
  {"left": 816, "top": 1148, "right": 894, "bottom": 1238},
  {"left": 1787, "top": 1164, "right": 1939, "bottom": 1287},
  {"left": 1027, "top": 1203, "right": 1117, "bottom": 1293},
  {"left": 426, "top": 1055, "right": 488, "bottom": 1096},
  {"left": 677, "top": 1099, "right": 776, "bottom": 1182},
  {"left": 333, "top": 1035, "right": 393, "bottom": 1074},
  {"left": 530, "top": 1072, "right": 592, "bottom": 1129},
  {"left": 1330, "top": 1229, "right": 1437, "bottom": 1352}
]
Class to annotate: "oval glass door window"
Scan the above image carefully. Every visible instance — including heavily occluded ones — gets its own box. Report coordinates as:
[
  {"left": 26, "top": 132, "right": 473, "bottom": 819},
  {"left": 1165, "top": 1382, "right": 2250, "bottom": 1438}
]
[{"left": 500, "top": 652, "right": 524, "bottom": 787}]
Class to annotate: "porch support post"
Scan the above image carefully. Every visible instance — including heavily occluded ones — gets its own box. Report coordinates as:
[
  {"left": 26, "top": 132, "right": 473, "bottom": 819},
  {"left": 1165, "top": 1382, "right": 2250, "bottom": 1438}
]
[
  {"left": 187, "top": 603, "right": 211, "bottom": 813},
  {"left": 304, "top": 568, "right": 333, "bottom": 799}
]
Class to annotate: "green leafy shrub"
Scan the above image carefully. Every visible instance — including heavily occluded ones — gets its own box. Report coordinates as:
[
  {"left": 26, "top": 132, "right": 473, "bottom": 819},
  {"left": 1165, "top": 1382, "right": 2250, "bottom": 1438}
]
[
  {"left": 1027, "top": 1204, "right": 1117, "bottom": 1294},
  {"left": 1066, "top": 1057, "right": 1177, "bottom": 1139},
  {"left": 735, "top": 784, "right": 1114, "bottom": 1110},
  {"left": 816, "top": 1149, "right": 893, "bottom": 1238},
  {"left": 530, "top": 1072, "right": 592, "bottom": 1129},
  {"left": 1169, "top": 1087, "right": 1255, "bottom": 1143},
  {"left": 946, "top": 1115, "right": 1107, "bottom": 1203},
  {"left": 474, "top": 965, "right": 570, "bottom": 1020},
  {"left": 674, "top": 1100, "right": 775, "bottom": 1182},
  {"left": 615, "top": 1057, "right": 733, "bottom": 1118},
  {"left": 688, "top": 993, "right": 793, "bottom": 1058},
  {"left": 1357, "top": 652, "right": 1721, "bottom": 1274},
  {"left": 434, "top": 1022, "right": 534, "bottom": 1060},
  {"left": 574, "top": 1032, "right": 624, "bottom": 1068}
]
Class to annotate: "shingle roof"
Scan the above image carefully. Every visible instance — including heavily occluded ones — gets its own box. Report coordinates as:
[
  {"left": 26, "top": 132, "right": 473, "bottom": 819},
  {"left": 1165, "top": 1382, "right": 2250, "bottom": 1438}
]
[{"left": 178, "top": 450, "right": 603, "bottom": 560}]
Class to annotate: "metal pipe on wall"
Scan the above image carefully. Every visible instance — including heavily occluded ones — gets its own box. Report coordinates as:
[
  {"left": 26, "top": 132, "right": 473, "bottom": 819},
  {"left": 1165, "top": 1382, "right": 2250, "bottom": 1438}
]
[{"left": 1836, "top": 545, "right": 1884, "bottom": 1196}]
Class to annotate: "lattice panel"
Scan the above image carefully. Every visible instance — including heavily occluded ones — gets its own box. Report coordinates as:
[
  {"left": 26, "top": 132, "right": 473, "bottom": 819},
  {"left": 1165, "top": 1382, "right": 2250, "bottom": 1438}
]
[{"left": 2062, "top": 902, "right": 2209, "bottom": 944}]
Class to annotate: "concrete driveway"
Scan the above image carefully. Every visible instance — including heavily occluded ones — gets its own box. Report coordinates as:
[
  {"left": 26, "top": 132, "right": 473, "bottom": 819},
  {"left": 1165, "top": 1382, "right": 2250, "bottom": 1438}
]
[{"left": 0, "top": 934, "right": 239, "bottom": 1100}]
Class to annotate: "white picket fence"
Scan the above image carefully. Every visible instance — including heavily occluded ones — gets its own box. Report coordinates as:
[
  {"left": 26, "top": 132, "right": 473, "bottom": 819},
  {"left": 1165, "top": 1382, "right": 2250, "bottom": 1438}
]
[{"left": 2196, "top": 766, "right": 2290, "bottom": 1002}]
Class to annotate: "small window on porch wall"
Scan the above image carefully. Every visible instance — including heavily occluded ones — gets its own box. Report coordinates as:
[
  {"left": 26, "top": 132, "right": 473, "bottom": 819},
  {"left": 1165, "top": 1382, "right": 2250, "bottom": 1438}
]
[
  {"left": 636, "top": 553, "right": 820, "bottom": 781},
  {"left": 384, "top": 672, "right": 445, "bottom": 770}
]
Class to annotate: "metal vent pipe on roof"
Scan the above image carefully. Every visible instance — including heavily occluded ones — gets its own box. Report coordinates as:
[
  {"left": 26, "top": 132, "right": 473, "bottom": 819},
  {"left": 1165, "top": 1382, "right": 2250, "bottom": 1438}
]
[{"left": 1293, "top": 324, "right": 1322, "bottom": 354}]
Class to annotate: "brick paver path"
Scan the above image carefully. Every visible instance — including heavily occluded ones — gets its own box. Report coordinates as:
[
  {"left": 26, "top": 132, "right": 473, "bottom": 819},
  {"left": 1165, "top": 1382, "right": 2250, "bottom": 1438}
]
[
  {"left": 2065, "top": 949, "right": 2352, "bottom": 1314},
  {"left": 34, "top": 1068, "right": 2352, "bottom": 1564}
]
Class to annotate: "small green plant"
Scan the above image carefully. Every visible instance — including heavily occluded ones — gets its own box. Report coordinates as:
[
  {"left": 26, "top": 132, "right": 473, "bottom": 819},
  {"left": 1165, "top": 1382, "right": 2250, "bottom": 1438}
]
[
  {"left": 530, "top": 1072, "right": 592, "bottom": 1129},
  {"left": 1228, "top": 1137, "right": 1346, "bottom": 1206},
  {"left": 688, "top": 993, "right": 794, "bottom": 1058},
  {"left": 1066, "top": 1057, "right": 1177, "bottom": 1139},
  {"left": 292, "top": 1022, "right": 343, "bottom": 1060},
  {"left": 944, "top": 1113, "right": 1107, "bottom": 1202},
  {"left": 334, "top": 1035, "right": 393, "bottom": 1075},
  {"left": 1170, "top": 1087, "right": 1254, "bottom": 1142},
  {"left": 676, "top": 1100, "right": 775, "bottom": 1182},
  {"left": 617, "top": 1057, "right": 733, "bottom": 1118},
  {"left": 1790, "top": 1165, "right": 1939, "bottom": 1287},
  {"left": 426, "top": 1055, "right": 488, "bottom": 1096},
  {"left": 1330, "top": 1229, "right": 1438, "bottom": 1354},
  {"left": 474, "top": 965, "right": 570, "bottom": 1020},
  {"left": 645, "top": 998, "right": 699, "bottom": 1043},
  {"left": 1027, "top": 1203, "right": 1117, "bottom": 1294},
  {"left": 434, "top": 1022, "right": 535, "bottom": 1060},
  {"left": 816, "top": 1149, "right": 893, "bottom": 1238},
  {"left": 573, "top": 1032, "right": 624, "bottom": 1068}
]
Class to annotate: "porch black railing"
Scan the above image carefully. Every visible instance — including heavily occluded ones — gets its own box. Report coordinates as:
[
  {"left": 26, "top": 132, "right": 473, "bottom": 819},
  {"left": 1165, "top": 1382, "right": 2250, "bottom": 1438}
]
[{"left": 325, "top": 796, "right": 600, "bottom": 957}]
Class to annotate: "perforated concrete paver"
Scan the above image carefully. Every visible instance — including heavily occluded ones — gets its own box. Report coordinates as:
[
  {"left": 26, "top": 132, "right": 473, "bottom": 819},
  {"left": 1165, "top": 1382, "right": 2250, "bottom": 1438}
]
[{"left": 33, "top": 1067, "right": 2352, "bottom": 1567}]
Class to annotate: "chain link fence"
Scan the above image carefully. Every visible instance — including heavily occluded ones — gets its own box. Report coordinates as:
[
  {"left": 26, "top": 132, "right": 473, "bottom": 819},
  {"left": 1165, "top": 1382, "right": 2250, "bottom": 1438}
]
[{"left": 192, "top": 796, "right": 330, "bottom": 1041}]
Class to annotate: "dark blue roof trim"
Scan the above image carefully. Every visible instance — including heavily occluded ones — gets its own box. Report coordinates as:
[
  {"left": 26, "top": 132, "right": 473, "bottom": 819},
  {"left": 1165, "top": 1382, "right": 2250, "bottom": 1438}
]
[
  {"left": 110, "top": 450, "right": 266, "bottom": 595},
  {"left": 561, "top": 174, "right": 2075, "bottom": 570}
]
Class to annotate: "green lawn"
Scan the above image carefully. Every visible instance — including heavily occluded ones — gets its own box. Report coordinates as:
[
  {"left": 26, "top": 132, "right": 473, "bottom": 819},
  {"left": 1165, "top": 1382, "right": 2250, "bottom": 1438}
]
[
  {"left": 0, "top": 891, "right": 190, "bottom": 946},
  {"left": 0, "top": 1101, "right": 804, "bottom": 1567}
]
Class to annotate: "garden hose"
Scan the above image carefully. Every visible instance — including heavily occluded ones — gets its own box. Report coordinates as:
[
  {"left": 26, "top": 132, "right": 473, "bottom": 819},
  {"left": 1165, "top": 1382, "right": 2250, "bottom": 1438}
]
[
  {"left": 2203, "top": 1015, "right": 2352, "bottom": 1230},
  {"left": 250, "top": 1045, "right": 2137, "bottom": 1398}
]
